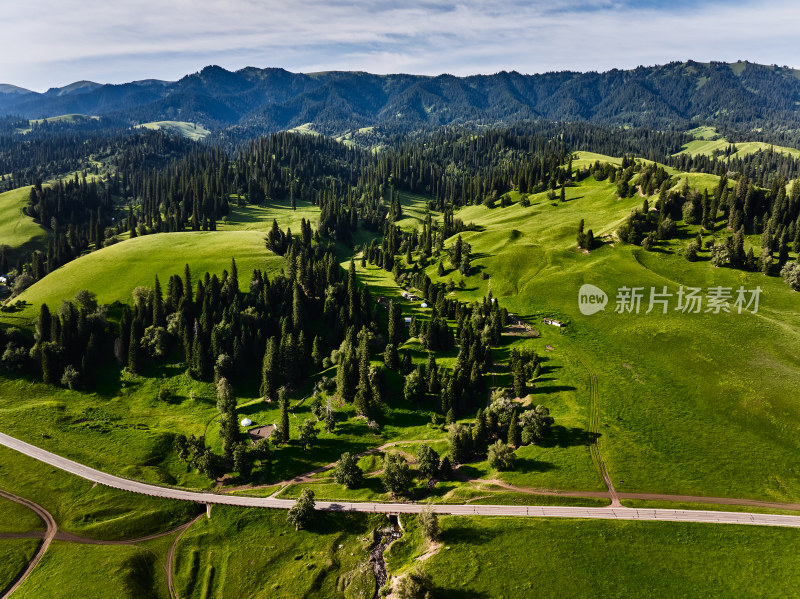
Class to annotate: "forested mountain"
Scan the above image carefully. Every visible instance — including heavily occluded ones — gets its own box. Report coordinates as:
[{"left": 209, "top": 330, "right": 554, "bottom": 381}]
[{"left": 4, "top": 61, "right": 800, "bottom": 136}]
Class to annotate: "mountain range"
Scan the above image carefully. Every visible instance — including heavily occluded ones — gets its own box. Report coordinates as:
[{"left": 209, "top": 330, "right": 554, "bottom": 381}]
[{"left": 3, "top": 61, "right": 800, "bottom": 135}]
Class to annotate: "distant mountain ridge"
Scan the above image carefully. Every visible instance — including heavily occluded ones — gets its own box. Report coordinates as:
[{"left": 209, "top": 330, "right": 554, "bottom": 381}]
[{"left": 2, "top": 61, "right": 800, "bottom": 134}]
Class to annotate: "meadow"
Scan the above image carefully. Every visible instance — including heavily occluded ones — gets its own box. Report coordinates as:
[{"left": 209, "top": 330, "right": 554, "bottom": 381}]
[
  {"left": 676, "top": 126, "right": 800, "bottom": 159},
  {"left": 0, "top": 445, "right": 196, "bottom": 540},
  {"left": 416, "top": 516, "right": 800, "bottom": 598},
  {"left": 172, "top": 506, "right": 383, "bottom": 599},
  {"left": 12, "top": 540, "right": 169, "bottom": 599},
  {"left": 415, "top": 171, "right": 800, "bottom": 502},
  {"left": 0, "top": 495, "right": 43, "bottom": 533},
  {"left": 135, "top": 121, "right": 211, "bottom": 141},
  {"left": 0, "top": 539, "right": 39, "bottom": 594},
  {"left": 8, "top": 230, "right": 286, "bottom": 322},
  {"left": 0, "top": 186, "right": 50, "bottom": 265}
]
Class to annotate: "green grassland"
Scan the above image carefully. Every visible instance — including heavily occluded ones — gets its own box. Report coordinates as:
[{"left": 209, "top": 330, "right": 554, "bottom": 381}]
[
  {"left": 421, "top": 172, "right": 800, "bottom": 503},
  {"left": 13, "top": 541, "right": 168, "bottom": 599},
  {"left": 7, "top": 231, "right": 285, "bottom": 322},
  {"left": 286, "top": 122, "right": 322, "bottom": 136},
  {"left": 172, "top": 506, "right": 383, "bottom": 599},
  {"left": 0, "top": 446, "right": 196, "bottom": 540},
  {"left": 395, "top": 191, "right": 441, "bottom": 232},
  {"left": 0, "top": 539, "right": 39, "bottom": 593},
  {"left": 0, "top": 186, "right": 50, "bottom": 264},
  {"left": 416, "top": 516, "right": 800, "bottom": 598},
  {"left": 0, "top": 495, "right": 43, "bottom": 533},
  {"left": 218, "top": 199, "right": 320, "bottom": 232},
  {"left": 135, "top": 121, "right": 210, "bottom": 141},
  {"left": 687, "top": 126, "right": 720, "bottom": 140},
  {"left": 15, "top": 114, "right": 100, "bottom": 135},
  {"left": 677, "top": 126, "right": 800, "bottom": 159}
]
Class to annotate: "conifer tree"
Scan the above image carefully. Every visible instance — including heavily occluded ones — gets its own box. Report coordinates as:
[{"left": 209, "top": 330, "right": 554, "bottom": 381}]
[
  {"left": 277, "top": 388, "right": 290, "bottom": 444},
  {"left": 37, "top": 303, "right": 52, "bottom": 344},
  {"left": 508, "top": 410, "right": 521, "bottom": 447},
  {"left": 261, "top": 337, "right": 279, "bottom": 400},
  {"left": 128, "top": 321, "right": 142, "bottom": 374},
  {"left": 311, "top": 335, "right": 323, "bottom": 369},
  {"left": 153, "top": 275, "right": 165, "bottom": 328}
]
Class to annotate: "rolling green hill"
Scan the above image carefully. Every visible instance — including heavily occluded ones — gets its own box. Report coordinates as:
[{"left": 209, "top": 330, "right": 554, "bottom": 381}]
[
  {"left": 12, "top": 231, "right": 284, "bottom": 317},
  {"left": 135, "top": 120, "right": 210, "bottom": 140},
  {"left": 0, "top": 186, "right": 50, "bottom": 264},
  {"left": 676, "top": 126, "right": 800, "bottom": 159},
  {"left": 418, "top": 172, "right": 800, "bottom": 502}
]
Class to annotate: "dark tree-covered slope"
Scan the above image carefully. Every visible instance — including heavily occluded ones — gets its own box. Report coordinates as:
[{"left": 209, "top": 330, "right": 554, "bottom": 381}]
[{"left": 4, "top": 61, "right": 800, "bottom": 135}]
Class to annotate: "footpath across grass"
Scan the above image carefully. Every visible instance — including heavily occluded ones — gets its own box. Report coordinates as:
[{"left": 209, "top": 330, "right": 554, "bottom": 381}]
[
  {"left": 0, "top": 446, "right": 196, "bottom": 541},
  {"left": 0, "top": 539, "right": 40, "bottom": 594},
  {"left": 0, "top": 495, "right": 44, "bottom": 533},
  {"left": 12, "top": 541, "right": 165, "bottom": 599}
]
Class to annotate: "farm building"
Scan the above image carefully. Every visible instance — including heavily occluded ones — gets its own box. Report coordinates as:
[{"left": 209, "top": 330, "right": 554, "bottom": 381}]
[{"left": 542, "top": 317, "right": 565, "bottom": 327}]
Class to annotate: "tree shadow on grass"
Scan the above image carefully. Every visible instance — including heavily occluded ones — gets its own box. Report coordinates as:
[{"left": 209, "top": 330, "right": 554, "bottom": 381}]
[
  {"left": 530, "top": 384, "right": 577, "bottom": 394},
  {"left": 538, "top": 425, "right": 599, "bottom": 449},
  {"left": 434, "top": 587, "right": 491, "bottom": 598},
  {"left": 441, "top": 523, "right": 502, "bottom": 547},
  {"left": 514, "top": 457, "right": 555, "bottom": 473}
]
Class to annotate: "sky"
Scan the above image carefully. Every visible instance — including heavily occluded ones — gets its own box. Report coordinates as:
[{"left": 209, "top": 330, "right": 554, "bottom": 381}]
[{"left": 3, "top": 0, "right": 800, "bottom": 91}]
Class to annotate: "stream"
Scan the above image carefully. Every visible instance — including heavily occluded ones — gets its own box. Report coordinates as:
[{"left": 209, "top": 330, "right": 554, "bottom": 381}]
[{"left": 370, "top": 514, "right": 403, "bottom": 597}]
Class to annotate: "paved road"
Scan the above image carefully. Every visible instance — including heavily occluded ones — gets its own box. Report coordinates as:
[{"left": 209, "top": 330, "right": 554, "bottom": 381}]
[
  {"left": 3, "top": 432, "right": 800, "bottom": 529},
  {"left": 0, "top": 489, "right": 57, "bottom": 599}
]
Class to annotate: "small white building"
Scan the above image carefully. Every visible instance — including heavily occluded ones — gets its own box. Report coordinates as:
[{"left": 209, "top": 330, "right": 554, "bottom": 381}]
[
  {"left": 240, "top": 418, "right": 253, "bottom": 427},
  {"left": 420, "top": 302, "right": 428, "bottom": 308},
  {"left": 543, "top": 318, "right": 565, "bottom": 327}
]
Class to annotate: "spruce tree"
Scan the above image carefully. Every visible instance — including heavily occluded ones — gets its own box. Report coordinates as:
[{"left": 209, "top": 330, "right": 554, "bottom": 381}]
[
  {"left": 508, "top": 410, "right": 521, "bottom": 447},
  {"left": 128, "top": 321, "right": 142, "bottom": 374},
  {"left": 260, "top": 337, "right": 279, "bottom": 400},
  {"left": 277, "top": 388, "right": 290, "bottom": 444},
  {"left": 37, "top": 303, "right": 52, "bottom": 343},
  {"left": 311, "top": 336, "right": 323, "bottom": 369},
  {"left": 153, "top": 275, "right": 165, "bottom": 328},
  {"left": 183, "top": 264, "right": 193, "bottom": 305}
]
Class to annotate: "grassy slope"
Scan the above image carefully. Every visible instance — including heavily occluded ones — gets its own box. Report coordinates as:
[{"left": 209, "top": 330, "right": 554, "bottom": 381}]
[
  {"left": 15, "top": 114, "right": 99, "bottom": 134},
  {"left": 0, "top": 446, "right": 196, "bottom": 540},
  {"left": 14, "top": 541, "right": 167, "bottom": 599},
  {"left": 0, "top": 539, "right": 39, "bottom": 593},
  {"left": 0, "top": 495, "right": 43, "bottom": 533},
  {"left": 677, "top": 139, "right": 800, "bottom": 159},
  {"left": 218, "top": 199, "right": 320, "bottom": 232},
  {"left": 8, "top": 231, "right": 285, "bottom": 321},
  {"left": 421, "top": 516, "right": 800, "bottom": 598},
  {"left": 676, "top": 126, "right": 800, "bottom": 159},
  {"left": 395, "top": 191, "right": 441, "bottom": 232},
  {"left": 434, "top": 175, "right": 800, "bottom": 502},
  {"left": 173, "top": 506, "right": 381, "bottom": 599},
  {"left": 136, "top": 121, "right": 210, "bottom": 141},
  {"left": 0, "top": 186, "right": 50, "bottom": 264}
]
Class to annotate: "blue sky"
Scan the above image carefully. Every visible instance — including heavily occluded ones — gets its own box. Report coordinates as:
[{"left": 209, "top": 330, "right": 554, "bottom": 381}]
[{"left": 3, "top": 0, "right": 799, "bottom": 91}]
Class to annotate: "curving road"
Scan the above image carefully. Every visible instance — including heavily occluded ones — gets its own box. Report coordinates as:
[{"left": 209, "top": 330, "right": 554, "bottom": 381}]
[
  {"left": 3, "top": 432, "right": 800, "bottom": 529},
  {"left": 0, "top": 489, "right": 57, "bottom": 599}
]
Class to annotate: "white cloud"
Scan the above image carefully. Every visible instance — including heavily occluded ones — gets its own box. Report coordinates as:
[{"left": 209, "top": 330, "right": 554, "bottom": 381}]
[{"left": 3, "top": 0, "right": 800, "bottom": 90}]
